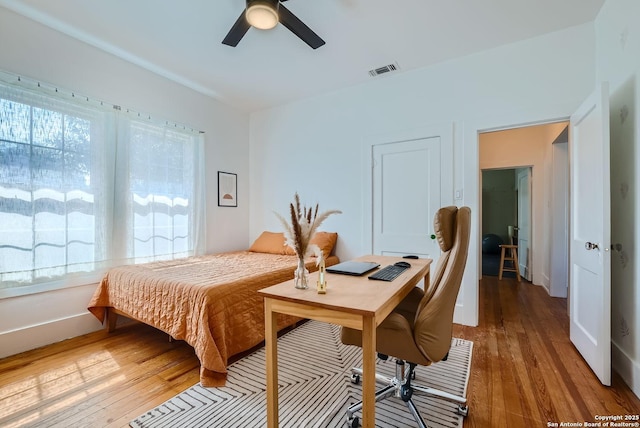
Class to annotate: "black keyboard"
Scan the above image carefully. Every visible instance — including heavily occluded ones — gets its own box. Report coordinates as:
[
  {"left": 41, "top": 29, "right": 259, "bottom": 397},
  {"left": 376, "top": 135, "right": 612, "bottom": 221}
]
[{"left": 368, "top": 264, "right": 409, "bottom": 282}]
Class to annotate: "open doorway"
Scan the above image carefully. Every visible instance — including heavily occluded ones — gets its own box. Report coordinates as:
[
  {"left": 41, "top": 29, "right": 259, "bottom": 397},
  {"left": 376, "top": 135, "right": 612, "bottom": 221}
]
[
  {"left": 478, "top": 121, "right": 568, "bottom": 291},
  {"left": 481, "top": 168, "right": 531, "bottom": 280}
]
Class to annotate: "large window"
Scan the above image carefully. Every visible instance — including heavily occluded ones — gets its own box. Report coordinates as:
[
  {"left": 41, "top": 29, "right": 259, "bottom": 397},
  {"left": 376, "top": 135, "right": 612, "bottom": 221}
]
[{"left": 0, "top": 78, "right": 204, "bottom": 292}]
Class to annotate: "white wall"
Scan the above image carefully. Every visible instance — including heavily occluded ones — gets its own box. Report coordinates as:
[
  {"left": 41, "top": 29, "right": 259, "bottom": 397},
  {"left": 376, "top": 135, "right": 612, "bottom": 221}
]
[
  {"left": 0, "top": 8, "right": 250, "bottom": 358},
  {"left": 596, "top": 0, "right": 640, "bottom": 397},
  {"left": 249, "top": 23, "right": 596, "bottom": 327},
  {"left": 550, "top": 134, "right": 569, "bottom": 299}
]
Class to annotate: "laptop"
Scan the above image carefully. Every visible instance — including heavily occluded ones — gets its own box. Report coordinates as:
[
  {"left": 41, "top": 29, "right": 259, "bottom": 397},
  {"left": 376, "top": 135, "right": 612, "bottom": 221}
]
[{"left": 326, "top": 260, "right": 380, "bottom": 276}]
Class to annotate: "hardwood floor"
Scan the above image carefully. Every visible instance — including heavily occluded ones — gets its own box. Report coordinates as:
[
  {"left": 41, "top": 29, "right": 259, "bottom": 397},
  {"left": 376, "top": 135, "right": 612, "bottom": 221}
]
[
  {"left": 455, "top": 276, "right": 640, "bottom": 427},
  {"left": 1, "top": 277, "right": 638, "bottom": 427}
]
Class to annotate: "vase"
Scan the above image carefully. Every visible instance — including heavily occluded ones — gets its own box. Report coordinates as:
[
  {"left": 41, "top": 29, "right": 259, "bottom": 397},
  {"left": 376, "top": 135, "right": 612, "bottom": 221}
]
[{"left": 294, "top": 258, "right": 309, "bottom": 289}]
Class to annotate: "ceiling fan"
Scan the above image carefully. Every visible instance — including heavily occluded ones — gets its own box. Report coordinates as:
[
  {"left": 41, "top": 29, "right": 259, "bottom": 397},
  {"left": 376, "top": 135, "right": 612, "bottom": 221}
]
[{"left": 222, "top": 0, "right": 325, "bottom": 49}]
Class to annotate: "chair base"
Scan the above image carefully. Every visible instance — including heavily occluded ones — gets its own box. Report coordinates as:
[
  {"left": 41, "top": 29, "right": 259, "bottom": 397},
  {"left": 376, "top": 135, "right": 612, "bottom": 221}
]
[{"left": 346, "top": 360, "right": 468, "bottom": 427}]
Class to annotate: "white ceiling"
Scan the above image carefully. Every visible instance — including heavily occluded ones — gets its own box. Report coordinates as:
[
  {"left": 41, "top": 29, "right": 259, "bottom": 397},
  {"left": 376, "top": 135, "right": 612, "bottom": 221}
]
[{"left": 1, "top": 0, "right": 605, "bottom": 113}]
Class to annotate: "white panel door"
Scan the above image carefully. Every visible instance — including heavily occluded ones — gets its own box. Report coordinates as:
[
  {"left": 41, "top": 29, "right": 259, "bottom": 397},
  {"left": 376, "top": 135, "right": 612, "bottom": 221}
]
[
  {"left": 569, "top": 83, "right": 611, "bottom": 385},
  {"left": 516, "top": 168, "right": 532, "bottom": 281},
  {"left": 373, "top": 137, "right": 441, "bottom": 259}
]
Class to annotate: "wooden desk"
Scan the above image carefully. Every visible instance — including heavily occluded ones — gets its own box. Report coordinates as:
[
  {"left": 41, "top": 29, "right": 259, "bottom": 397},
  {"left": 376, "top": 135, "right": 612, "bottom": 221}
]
[{"left": 258, "top": 255, "right": 432, "bottom": 428}]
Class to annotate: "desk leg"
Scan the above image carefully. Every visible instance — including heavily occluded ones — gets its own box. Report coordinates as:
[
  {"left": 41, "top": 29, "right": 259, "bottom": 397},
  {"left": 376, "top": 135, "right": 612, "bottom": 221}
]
[
  {"left": 265, "top": 299, "right": 279, "bottom": 428},
  {"left": 361, "top": 315, "right": 376, "bottom": 428}
]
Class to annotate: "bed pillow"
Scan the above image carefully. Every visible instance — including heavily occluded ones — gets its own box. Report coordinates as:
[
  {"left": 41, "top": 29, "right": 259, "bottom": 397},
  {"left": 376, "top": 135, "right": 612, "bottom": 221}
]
[
  {"left": 310, "top": 232, "right": 338, "bottom": 259},
  {"left": 249, "top": 231, "right": 338, "bottom": 258},
  {"left": 249, "top": 231, "right": 294, "bottom": 255}
]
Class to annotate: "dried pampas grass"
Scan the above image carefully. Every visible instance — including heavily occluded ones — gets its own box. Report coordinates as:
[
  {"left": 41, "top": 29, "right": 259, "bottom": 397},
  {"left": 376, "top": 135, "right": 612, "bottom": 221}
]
[{"left": 275, "top": 193, "right": 341, "bottom": 263}]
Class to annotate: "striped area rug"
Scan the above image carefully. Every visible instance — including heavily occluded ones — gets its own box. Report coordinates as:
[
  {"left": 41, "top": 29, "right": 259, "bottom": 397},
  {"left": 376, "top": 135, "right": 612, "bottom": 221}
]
[{"left": 130, "top": 321, "right": 472, "bottom": 428}]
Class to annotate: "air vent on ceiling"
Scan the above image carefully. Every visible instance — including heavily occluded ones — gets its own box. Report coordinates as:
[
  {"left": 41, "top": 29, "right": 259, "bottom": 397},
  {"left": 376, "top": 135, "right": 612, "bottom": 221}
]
[{"left": 369, "top": 62, "right": 400, "bottom": 77}]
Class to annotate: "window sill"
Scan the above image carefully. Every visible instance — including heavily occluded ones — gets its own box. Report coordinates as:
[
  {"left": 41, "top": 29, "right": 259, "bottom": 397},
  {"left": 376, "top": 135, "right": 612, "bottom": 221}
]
[{"left": 0, "top": 270, "right": 107, "bottom": 300}]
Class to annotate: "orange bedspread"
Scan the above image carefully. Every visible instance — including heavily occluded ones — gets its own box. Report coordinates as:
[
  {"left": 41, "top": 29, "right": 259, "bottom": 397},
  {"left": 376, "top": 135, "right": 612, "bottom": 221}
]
[{"left": 87, "top": 251, "right": 339, "bottom": 387}]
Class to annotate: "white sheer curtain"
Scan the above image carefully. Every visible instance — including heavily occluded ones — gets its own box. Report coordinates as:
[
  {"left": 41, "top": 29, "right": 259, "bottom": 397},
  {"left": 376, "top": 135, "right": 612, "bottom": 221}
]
[
  {"left": 0, "top": 82, "right": 113, "bottom": 286},
  {"left": 113, "top": 115, "right": 205, "bottom": 264},
  {"left": 0, "top": 73, "right": 205, "bottom": 291}
]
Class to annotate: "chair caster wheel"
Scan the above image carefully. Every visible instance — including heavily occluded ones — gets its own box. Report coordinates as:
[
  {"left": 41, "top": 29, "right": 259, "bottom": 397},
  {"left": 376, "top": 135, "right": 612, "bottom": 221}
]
[
  {"left": 457, "top": 405, "right": 469, "bottom": 417},
  {"left": 347, "top": 416, "right": 359, "bottom": 427},
  {"left": 350, "top": 373, "right": 360, "bottom": 384}
]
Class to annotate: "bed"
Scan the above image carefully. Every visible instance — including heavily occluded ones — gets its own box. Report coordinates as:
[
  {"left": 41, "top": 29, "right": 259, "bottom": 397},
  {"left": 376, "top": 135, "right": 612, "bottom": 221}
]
[{"left": 87, "top": 231, "right": 339, "bottom": 387}]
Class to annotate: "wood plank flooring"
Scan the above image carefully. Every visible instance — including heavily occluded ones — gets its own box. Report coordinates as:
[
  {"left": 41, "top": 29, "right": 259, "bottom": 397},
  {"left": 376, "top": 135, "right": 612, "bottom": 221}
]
[
  {"left": 456, "top": 277, "right": 640, "bottom": 427},
  {"left": 1, "top": 276, "right": 638, "bottom": 427}
]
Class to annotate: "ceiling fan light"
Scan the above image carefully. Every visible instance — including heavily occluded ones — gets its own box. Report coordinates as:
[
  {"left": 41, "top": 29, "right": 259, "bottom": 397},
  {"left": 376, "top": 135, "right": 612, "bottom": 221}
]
[{"left": 246, "top": 2, "right": 279, "bottom": 30}]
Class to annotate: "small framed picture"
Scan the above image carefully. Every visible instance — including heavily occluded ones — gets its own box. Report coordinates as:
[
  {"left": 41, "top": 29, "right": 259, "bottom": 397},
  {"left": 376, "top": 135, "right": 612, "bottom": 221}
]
[{"left": 218, "top": 171, "right": 237, "bottom": 207}]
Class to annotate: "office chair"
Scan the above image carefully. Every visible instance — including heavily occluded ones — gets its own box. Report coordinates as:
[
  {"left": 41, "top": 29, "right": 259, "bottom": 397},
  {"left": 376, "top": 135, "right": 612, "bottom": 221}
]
[{"left": 341, "top": 206, "right": 471, "bottom": 428}]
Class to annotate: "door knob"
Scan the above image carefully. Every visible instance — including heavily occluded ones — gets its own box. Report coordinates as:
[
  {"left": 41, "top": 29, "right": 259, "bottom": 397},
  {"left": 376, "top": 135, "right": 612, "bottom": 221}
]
[{"left": 585, "top": 242, "right": 599, "bottom": 251}]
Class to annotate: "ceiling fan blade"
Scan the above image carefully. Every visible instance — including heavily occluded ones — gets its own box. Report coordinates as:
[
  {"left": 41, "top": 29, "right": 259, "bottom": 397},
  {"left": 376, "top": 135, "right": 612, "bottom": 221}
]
[
  {"left": 222, "top": 11, "right": 250, "bottom": 47},
  {"left": 278, "top": 4, "right": 325, "bottom": 49}
]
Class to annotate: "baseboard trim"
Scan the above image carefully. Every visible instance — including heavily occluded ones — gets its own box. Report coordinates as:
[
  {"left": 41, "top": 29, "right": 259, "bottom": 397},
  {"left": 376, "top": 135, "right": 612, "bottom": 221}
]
[
  {"left": 612, "top": 339, "right": 640, "bottom": 399},
  {"left": 0, "top": 312, "right": 103, "bottom": 359},
  {"left": 541, "top": 273, "right": 550, "bottom": 294},
  {"left": 454, "top": 301, "right": 477, "bottom": 326}
]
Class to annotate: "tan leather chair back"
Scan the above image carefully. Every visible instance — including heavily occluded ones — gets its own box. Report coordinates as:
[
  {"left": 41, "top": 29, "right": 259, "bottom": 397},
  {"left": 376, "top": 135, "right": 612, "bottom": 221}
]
[
  {"left": 418, "top": 206, "right": 457, "bottom": 312},
  {"left": 414, "top": 206, "right": 471, "bottom": 362}
]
